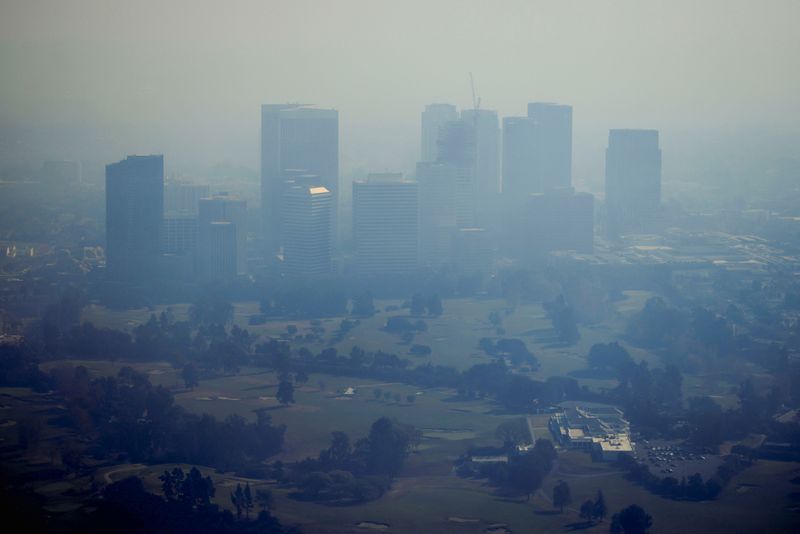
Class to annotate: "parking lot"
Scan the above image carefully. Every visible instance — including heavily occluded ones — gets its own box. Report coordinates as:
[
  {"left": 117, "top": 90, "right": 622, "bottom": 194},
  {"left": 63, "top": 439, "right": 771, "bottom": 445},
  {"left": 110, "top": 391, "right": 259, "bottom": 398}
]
[{"left": 634, "top": 439, "right": 722, "bottom": 479}]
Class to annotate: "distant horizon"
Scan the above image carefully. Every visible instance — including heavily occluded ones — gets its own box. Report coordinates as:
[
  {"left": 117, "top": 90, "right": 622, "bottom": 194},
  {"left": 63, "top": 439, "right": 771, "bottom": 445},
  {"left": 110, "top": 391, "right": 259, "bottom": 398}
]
[{"left": 2, "top": 0, "right": 799, "bottom": 194}]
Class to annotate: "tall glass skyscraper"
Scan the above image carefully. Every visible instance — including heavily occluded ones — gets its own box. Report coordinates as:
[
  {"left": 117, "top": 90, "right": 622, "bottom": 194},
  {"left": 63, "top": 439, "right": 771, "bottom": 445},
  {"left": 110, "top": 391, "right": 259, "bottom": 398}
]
[
  {"left": 605, "top": 129, "right": 662, "bottom": 237},
  {"left": 261, "top": 104, "right": 338, "bottom": 257}
]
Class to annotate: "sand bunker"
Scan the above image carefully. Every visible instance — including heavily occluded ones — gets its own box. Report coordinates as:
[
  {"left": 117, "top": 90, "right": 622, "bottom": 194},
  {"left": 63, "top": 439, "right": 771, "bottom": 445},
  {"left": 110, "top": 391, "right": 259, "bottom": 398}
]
[{"left": 356, "top": 521, "right": 390, "bottom": 530}]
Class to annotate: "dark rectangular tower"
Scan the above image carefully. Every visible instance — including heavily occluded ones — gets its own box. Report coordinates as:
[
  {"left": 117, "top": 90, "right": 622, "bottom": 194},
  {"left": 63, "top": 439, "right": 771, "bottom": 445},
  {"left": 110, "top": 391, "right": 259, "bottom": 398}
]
[{"left": 105, "top": 155, "right": 164, "bottom": 283}]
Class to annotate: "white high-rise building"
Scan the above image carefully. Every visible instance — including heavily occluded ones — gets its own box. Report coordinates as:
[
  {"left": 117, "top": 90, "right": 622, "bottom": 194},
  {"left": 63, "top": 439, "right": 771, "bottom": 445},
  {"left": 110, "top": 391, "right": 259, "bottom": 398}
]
[
  {"left": 282, "top": 184, "right": 333, "bottom": 275},
  {"left": 353, "top": 173, "right": 418, "bottom": 275}
]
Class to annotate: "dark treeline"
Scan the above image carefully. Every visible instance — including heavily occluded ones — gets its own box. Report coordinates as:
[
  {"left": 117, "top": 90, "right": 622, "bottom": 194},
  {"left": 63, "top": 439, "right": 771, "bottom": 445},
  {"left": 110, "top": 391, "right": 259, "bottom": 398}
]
[
  {"left": 61, "top": 468, "right": 290, "bottom": 534},
  {"left": 617, "top": 453, "right": 754, "bottom": 502},
  {"left": 49, "top": 365, "right": 285, "bottom": 473}
]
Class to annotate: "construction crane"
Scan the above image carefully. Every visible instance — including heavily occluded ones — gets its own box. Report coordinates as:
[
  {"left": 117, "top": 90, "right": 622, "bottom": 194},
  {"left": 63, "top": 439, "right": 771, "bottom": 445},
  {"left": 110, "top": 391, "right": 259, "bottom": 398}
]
[{"left": 469, "top": 72, "right": 481, "bottom": 113}]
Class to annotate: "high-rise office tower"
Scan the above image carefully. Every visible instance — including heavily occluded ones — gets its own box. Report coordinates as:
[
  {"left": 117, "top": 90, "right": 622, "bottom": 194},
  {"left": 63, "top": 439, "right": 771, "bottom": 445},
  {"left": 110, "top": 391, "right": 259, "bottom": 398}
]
[
  {"left": 437, "top": 119, "right": 477, "bottom": 228},
  {"left": 502, "top": 103, "right": 573, "bottom": 198},
  {"left": 502, "top": 116, "right": 537, "bottom": 199},
  {"left": 605, "top": 129, "right": 662, "bottom": 237},
  {"left": 416, "top": 162, "right": 458, "bottom": 268},
  {"left": 527, "top": 102, "right": 573, "bottom": 191},
  {"left": 453, "top": 227, "right": 492, "bottom": 273},
  {"left": 526, "top": 188, "right": 594, "bottom": 254},
  {"left": 105, "top": 155, "right": 164, "bottom": 283},
  {"left": 198, "top": 193, "right": 248, "bottom": 275},
  {"left": 353, "top": 173, "right": 418, "bottom": 275},
  {"left": 164, "top": 182, "right": 210, "bottom": 215},
  {"left": 196, "top": 221, "right": 237, "bottom": 282},
  {"left": 261, "top": 104, "right": 338, "bottom": 257},
  {"left": 162, "top": 215, "right": 197, "bottom": 255},
  {"left": 282, "top": 184, "right": 333, "bottom": 275},
  {"left": 421, "top": 103, "right": 458, "bottom": 162},
  {"left": 461, "top": 109, "right": 500, "bottom": 201}
]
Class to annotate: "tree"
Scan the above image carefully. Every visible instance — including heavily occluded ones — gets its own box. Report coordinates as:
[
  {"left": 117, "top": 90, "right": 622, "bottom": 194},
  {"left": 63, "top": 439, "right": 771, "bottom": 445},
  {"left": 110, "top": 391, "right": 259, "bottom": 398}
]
[
  {"left": 182, "top": 362, "right": 199, "bottom": 390},
  {"left": 255, "top": 488, "right": 274, "bottom": 511},
  {"left": 410, "top": 294, "right": 426, "bottom": 316},
  {"left": 244, "top": 482, "right": 254, "bottom": 518},
  {"left": 365, "top": 417, "right": 419, "bottom": 476},
  {"left": 580, "top": 499, "right": 595, "bottom": 523},
  {"left": 188, "top": 296, "right": 234, "bottom": 326},
  {"left": 427, "top": 294, "right": 443, "bottom": 316},
  {"left": 552, "top": 480, "right": 572, "bottom": 512},
  {"left": 587, "top": 342, "right": 633, "bottom": 371},
  {"left": 495, "top": 418, "right": 531, "bottom": 447},
  {"left": 352, "top": 291, "right": 376, "bottom": 317},
  {"left": 544, "top": 295, "right": 580, "bottom": 343},
  {"left": 610, "top": 504, "right": 653, "bottom": 534},
  {"left": 594, "top": 489, "right": 607, "bottom": 522},
  {"left": 276, "top": 379, "right": 295, "bottom": 405},
  {"left": 231, "top": 483, "right": 244, "bottom": 519},
  {"left": 295, "top": 370, "right": 309, "bottom": 385}
]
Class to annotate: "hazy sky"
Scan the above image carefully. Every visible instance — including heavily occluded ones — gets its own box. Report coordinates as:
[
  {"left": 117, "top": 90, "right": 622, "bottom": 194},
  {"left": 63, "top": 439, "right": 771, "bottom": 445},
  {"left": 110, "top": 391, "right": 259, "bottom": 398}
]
[{"left": 1, "top": 0, "right": 799, "bottom": 190}]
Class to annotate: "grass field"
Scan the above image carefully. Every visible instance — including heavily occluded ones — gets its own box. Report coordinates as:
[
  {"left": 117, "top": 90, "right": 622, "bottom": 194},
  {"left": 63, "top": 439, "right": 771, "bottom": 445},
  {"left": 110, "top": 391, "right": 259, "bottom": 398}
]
[
  {"left": 81, "top": 294, "right": 650, "bottom": 382},
  {"left": 42, "top": 292, "right": 797, "bottom": 531}
]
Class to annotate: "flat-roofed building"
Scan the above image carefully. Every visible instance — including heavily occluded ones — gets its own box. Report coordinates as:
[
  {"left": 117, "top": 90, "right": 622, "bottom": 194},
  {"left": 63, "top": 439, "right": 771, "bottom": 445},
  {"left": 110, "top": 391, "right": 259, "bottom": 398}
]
[
  {"left": 353, "top": 173, "right": 418, "bottom": 275},
  {"left": 105, "top": 155, "right": 164, "bottom": 283},
  {"left": 196, "top": 220, "right": 237, "bottom": 282},
  {"left": 199, "top": 193, "right": 248, "bottom": 275},
  {"left": 282, "top": 184, "right": 333, "bottom": 275},
  {"left": 550, "top": 404, "right": 633, "bottom": 461}
]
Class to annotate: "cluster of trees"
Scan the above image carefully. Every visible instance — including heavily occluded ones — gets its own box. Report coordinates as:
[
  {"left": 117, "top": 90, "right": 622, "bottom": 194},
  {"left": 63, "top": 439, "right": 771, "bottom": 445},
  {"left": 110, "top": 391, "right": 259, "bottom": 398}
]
[
  {"left": 478, "top": 338, "right": 540, "bottom": 369},
  {"left": 78, "top": 472, "right": 289, "bottom": 533},
  {"left": 259, "top": 286, "right": 348, "bottom": 318},
  {"left": 578, "top": 489, "right": 608, "bottom": 524},
  {"left": 459, "top": 360, "right": 583, "bottom": 411},
  {"left": 617, "top": 452, "right": 753, "bottom": 501},
  {"left": 50, "top": 366, "right": 285, "bottom": 472},
  {"left": 407, "top": 293, "right": 443, "bottom": 316},
  {"left": 610, "top": 360, "right": 683, "bottom": 432},
  {"left": 456, "top": 439, "right": 558, "bottom": 500},
  {"left": 287, "top": 418, "right": 421, "bottom": 503},
  {"left": 586, "top": 340, "right": 788, "bottom": 451},
  {"left": 543, "top": 295, "right": 580, "bottom": 343},
  {"left": 384, "top": 316, "right": 428, "bottom": 336},
  {"left": 351, "top": 291, "right": 376, "bottom": 317},
  {"left": 34, "top": 307, "right": 255, "bottom": 376},
  {"left": 0, "top": 343, "right": 51, "bottom": 391},
  {"left": 609, "top": 504, "right": 653, "bottom": 534}
]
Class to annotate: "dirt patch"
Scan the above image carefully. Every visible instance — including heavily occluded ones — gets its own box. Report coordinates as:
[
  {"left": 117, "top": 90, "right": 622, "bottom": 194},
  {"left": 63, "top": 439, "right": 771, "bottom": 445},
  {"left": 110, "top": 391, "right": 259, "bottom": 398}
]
[
  {"left": 355, "top": 521, "right": 390, "bottom": 530},
  {"left": 448, "top": 516, "right": 480, "bottom": 523}
]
